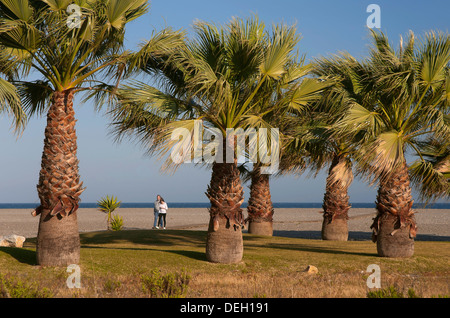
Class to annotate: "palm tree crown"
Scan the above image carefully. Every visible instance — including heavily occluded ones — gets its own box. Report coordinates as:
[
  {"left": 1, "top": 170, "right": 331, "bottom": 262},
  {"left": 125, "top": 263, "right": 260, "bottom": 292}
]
[{"left": 337, "top": 30, "right": 450, "bottom": 183}]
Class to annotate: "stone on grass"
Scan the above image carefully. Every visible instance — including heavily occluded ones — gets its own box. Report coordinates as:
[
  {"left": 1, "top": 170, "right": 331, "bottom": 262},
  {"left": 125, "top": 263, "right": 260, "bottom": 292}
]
[
  {"left": 304, "top": 265, "right": 318, "bottom": 274},
  {"left": 0, "top": 235, "right": 26, "bottom": 248}
]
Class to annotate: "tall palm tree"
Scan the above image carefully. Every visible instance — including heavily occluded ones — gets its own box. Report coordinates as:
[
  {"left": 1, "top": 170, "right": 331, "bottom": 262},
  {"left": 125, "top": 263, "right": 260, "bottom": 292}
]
[
  {"left": 335, "top": 30, "right": 450, "bottom": 257},
  {"left": 275, "top": 54, "right": 361, "bottom": 241},
  {"left": 240, "top": 57, "right": 327, "bottom": 236},
  {"left": 111, "top": 17, "right": 320, "bottom": 263},
  {"left": 242, "top": 162, "right": 275, "bottom": 236},
  {"left": 0, "top": 0, "right": 149, "bottom": 266},
  {"left": 305, "top": 54, "right": 373, "bottom": 241}
]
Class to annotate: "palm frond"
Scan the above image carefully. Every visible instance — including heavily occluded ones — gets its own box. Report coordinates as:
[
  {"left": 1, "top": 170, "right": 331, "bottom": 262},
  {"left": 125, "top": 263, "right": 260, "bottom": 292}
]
[
  {"left": 409, "top": 136, "right": 450, "bottom": 201},
  {"left": 0, "top": 77, "right": 25, "bottom": 130},
  {"left": 259, "top": 22, "right": 300, "bottom": 80},
  {"left": 410, "top": 159, "right": 449, "bottom": 202},
  {"left": 15, "top": 79, "right": 52, "bottom": 116},
  {"left": 355, "top": 130, "right": 405, "bottom": 183}
]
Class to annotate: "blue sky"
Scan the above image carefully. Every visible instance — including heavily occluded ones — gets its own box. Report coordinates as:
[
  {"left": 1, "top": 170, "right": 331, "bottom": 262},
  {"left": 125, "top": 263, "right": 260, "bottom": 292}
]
[{"left": 0, "top": 0, "right": 449, "bottom": 204}]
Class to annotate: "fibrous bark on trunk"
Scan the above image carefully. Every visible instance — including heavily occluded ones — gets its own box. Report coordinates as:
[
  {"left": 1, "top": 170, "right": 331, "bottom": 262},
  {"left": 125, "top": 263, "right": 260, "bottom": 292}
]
[
  {"left": 33, "top": 90, "right": 85, "bottom": 266},
  {"left": 321, "top": 155, "right": 353, "bottom": 241},
  {"left": 205, "top": 138, "right": 244, "bottom": 263},
  {"left": 245, "top": 164, "right": 274, "bottom": 236},
  {"left": 371, "top": 161, "right": 417, "bottom": 258}
]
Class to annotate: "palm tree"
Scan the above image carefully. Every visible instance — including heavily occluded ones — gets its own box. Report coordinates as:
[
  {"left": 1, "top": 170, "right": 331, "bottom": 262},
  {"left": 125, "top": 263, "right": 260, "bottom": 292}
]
[
  {"left": 280, "top": 106, "right": 355, "bottom": 241},
  {"left": 335, "top": 30, "right": 450, "bottom": 257},
  {"left": 242, "top": 162, "right": 275, "bottom": 236},
  {"left": 242, "top": 59, "right": 328, "bottom": 236},
  {"left": 274, "top": 54, "right": 361, "bottom": 241},
  {"left": 305, "top": 54, "right": 372, "bottom": 241},
  {"left": 111, "top": 17, "right": 317, "bottom": 263},
  {"left": 0, "top": 0, "right": 149, "bottom": 266}
]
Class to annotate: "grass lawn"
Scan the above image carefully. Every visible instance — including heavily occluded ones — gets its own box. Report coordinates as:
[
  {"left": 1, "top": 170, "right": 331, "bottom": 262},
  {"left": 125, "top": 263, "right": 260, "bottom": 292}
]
[{"left": 0, "top": 229, "right": 449, "bottom": 298}]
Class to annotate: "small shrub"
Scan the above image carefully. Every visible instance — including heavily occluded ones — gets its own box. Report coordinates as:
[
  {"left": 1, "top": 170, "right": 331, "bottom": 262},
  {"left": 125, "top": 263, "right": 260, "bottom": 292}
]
[
  {"left": 141, "top": 269, "right": 190, "bottom": 298},
  {"left": 0, "top": 274, "right": 53, "bottom": 298},
  {"left": 97, "top": 195, "right": 121, "bottom": 230},
  {"left": 407, "top": 288, "right": 420, "bottom": 298},
  {"left": 367, "top": 286, "right": 421, "bottom": 298},
  {"left": 110, "top": 214, "right": 124, "bottom": 231},
  {"left": 103, "top": 279, "right": 122, "bottom": 293}
]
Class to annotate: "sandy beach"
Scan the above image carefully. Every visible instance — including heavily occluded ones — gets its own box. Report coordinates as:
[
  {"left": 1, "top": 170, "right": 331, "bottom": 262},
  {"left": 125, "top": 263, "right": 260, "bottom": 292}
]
[{"left": 0, "top": 207, "right": 449, "bottom": 241}]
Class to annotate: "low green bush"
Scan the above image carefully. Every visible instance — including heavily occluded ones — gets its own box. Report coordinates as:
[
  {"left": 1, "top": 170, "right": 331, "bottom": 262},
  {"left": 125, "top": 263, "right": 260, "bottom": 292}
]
[
  {"left": 141, "top": 269, "right": 190, "bottom": 298},
  {"left": 0, "top": 274, "right": 53, "bottom": 298},
  {"left": 367, "top": 286, "right": 420, "bottom": 298},
  {"left": 110, "top": 214, "right": 124, "bottom": 231}
]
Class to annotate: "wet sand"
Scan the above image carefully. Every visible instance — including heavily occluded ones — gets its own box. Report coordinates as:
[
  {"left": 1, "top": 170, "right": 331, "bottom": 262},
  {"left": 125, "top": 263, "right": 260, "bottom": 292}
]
[{"left": 1, "top": 207, "right": 449, "bottom": 241}]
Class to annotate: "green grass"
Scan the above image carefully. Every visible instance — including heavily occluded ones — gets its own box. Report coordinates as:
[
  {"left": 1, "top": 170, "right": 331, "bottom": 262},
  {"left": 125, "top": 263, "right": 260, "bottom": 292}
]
[{"left": 0, "top": 229, "right": 449, "bottom": 298}]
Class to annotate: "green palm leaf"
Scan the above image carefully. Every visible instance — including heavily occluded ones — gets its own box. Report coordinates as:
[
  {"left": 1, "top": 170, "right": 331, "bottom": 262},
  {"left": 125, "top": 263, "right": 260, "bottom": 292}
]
[
  {"left": 419, "top": 31, "right": 450, "bottom": 88},
  {"left": 0, "top": 77, "right": 25, "bottom": 129},
  {"left": 259, "top": 23, "right": 299, "bottom": 80},
  {"left": 1, "top": 0, "right": 33, "bottom": 21}
]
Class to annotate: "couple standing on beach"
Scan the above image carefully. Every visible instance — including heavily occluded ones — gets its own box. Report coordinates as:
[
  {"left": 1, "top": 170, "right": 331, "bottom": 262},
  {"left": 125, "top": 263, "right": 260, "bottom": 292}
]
[{"left": 153, "top": 195, "right": 168, "bottom": 229}]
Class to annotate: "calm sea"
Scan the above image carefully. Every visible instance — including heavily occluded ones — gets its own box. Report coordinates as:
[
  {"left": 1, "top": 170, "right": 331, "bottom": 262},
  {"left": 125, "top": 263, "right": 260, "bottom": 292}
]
[{"left": 0, "top": 202, "right": 449, "bottom": 209}]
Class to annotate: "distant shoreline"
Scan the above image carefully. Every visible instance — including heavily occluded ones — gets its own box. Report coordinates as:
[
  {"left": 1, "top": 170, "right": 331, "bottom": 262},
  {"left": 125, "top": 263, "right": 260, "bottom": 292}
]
[
  {"left": 0, "top": 207, "right": 448, "bottom": 240},
  {"left": 0, "top": 202, "right": 449, "bottom": 210}
]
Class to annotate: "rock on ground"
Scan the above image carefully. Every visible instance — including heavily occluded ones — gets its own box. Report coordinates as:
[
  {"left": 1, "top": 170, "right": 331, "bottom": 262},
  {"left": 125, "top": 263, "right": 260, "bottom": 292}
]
[{"left": 0, "top": 235, "right": 26, "bottom": 248}]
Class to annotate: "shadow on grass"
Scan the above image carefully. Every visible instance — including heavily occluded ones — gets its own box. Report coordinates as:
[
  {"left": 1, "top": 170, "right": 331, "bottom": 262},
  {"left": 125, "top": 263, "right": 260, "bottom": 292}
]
[
  {"left": 0, "top": 247, "right": 36, "bottom": 265},
  {"left": 163, "top": 249, "right": 207, "bottom": 262},
  {"left": 243, "top": 233, "right": 378, "bottom": 257},
  {"left": 271, "top": 230, "right": 450, "bottom": 242},
  {"left": 80, "top": 229, "right": 208, "bottom": 261},
  {"left": 80, "top": 229, "right": 206, "bottom": 247},
  {"left": 264, "top": 242, "right": 377, "bottom": 257},
  {"left": 272, "top": 230, "right": 372, "bottom": 241},
  {"left": 80, "top": 244, "right": 207, "bottom": 262},
  {"left": 80, "top": 229, "right": 378, "bottom": 259}
]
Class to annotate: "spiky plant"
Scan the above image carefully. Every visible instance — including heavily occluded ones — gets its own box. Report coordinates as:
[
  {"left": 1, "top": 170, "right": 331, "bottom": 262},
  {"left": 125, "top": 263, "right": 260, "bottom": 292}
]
[{"left": 97, "top": 195, "right": 122, "bottom": 230}]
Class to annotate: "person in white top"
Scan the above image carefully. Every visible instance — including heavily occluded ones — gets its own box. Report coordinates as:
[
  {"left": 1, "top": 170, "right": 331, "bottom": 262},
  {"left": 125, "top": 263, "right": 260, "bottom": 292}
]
[
  {"left": 153, "top": 195, "right": 161, "bottom": 229},
  {"left": 157, "top": 197, "right": 168, "bottom": 229}
]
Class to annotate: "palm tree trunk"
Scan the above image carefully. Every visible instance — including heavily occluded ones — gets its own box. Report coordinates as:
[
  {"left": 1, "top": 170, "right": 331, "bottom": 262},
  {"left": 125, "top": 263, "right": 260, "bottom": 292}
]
[
  {"left": 246, "top": 164, "right": 274, "bottom": 236},
  {"left": 321, "top": 155, "right": 353, "bottom": 241},
  {"left": 34, "top": 90, "right": 84, "bottom": 266},
  {"left": 205, "top": 138, "right": 244, "bottom": 263},
  {"left": 371, "top": 161, "right": 417, "bottom": 258}
]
